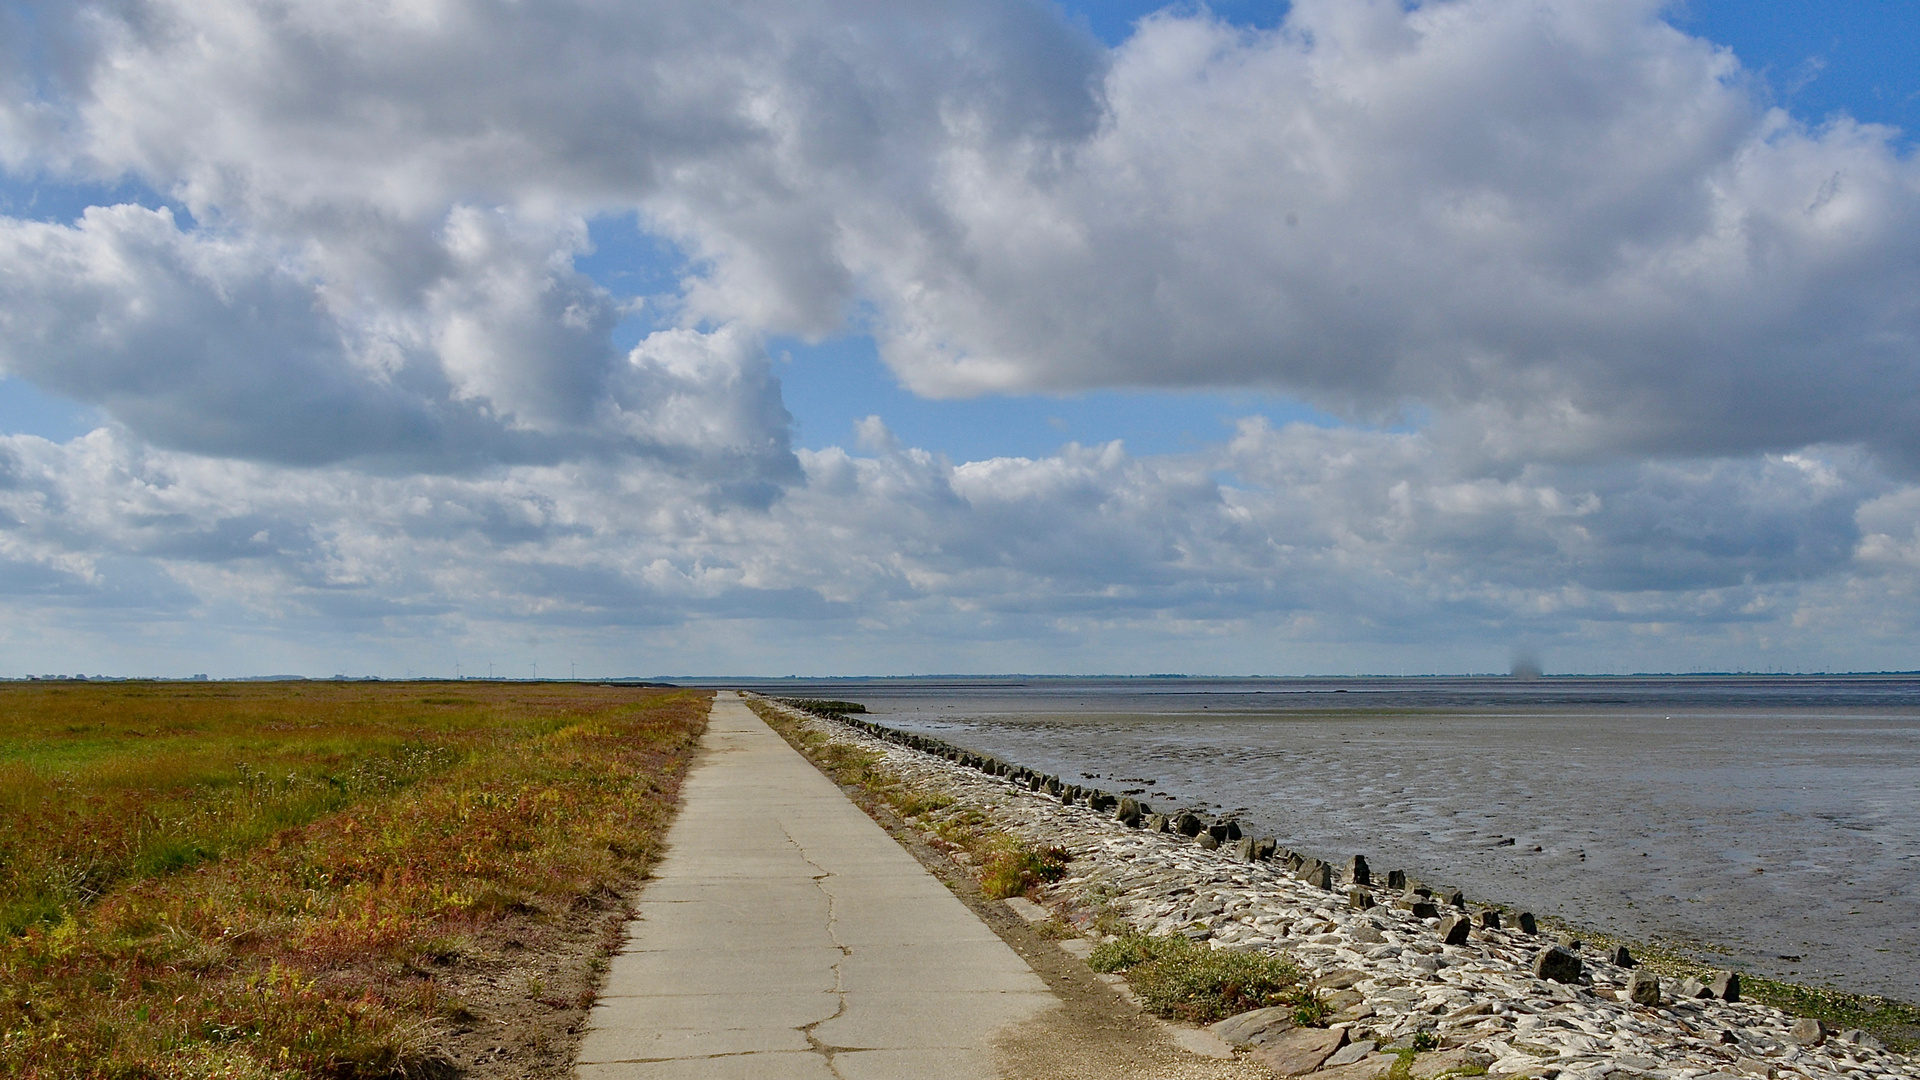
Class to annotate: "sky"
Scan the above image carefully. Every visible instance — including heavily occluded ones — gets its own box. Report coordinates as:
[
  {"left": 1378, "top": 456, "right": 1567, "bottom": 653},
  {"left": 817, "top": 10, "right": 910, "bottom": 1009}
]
[{"left": 0, "top": 0, "right": 1917, "bottom": 678}]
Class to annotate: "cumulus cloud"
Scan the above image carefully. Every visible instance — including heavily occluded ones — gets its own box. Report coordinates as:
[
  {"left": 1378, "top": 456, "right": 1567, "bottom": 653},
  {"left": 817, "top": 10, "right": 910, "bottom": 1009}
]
[
  {"left": 8, "top": 0, "right": 1918, "bottom": 471},
  {"left": 0, "top": 0, "right": 1916, "bottom": 671},
  {"left": 823, "top": 0, "right": 1920, "bottom": 467},
  {"left": 1, "top": 423, "right": 1911, "bottom": 673}
]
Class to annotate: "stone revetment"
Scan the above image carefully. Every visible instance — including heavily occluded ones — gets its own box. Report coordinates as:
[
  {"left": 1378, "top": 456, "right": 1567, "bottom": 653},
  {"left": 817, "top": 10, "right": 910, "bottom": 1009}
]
[{"left": 755, "top": 698, "right": 1917, "bottom": 1080}]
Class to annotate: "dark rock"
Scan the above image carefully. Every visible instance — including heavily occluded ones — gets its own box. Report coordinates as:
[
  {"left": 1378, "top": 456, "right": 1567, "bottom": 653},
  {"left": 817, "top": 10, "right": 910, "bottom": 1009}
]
[
  {"left": 1475, "top": 909, "right": 1501, "bottom": 930},
  {"left": 1115, "top": 797, "right": 1143, "bottom": 827},
  {"left": 1346, "top": 854, "right": 1371, "bottom": 886},
  {"left": 1223, "top": 818, "right": 1243, "bottom": 841},
  {"left": 1348, "top": 888, "right": 1375, "bottom": 910},
  {"left": 1437, "top": 914, "right": 1472, "bottom": 946},
  {"left": 1253, "top": 837, "right": 1278, "bottom": 861},
  {"left": 1710, "top": 970, "right": 1740, "bottom": 1002},
  {"left": 1195, "top": 830, "right": 1221, "bottom": 851},
  {"left": 1285, "top": 852, "right": 1306, "bottom": 871},
  {"left": 1087, "top": 792, "right": 1118, "bottom": 813},
  {"left": 1174, "top": 812, "right": 1205, "bottom": 837},
  {"left": 1627, "top": 970, "right": 1662, "bottom": 1006},
  {"left": 1556, "top": 932, "right": 1583, "bottom": 951},
  {"left": 1394, "top": 893, "right": 1438, "bottom": 919},
  {"left": 1514, "top": 911, "right": 1537, "bottom": 934},
  {"left": 1441, "top": 889, "right": 1465, "bottom": 909},
  {"left": 1385, "top": 869, "right": 1408, "bottom": 890},
  {"left": 1532, "top": 946, "right": 1583, "bottom": 983},
  {"left": 1789, "top": 1018, "right": 1826, "bottom": 1047},
  {"left": 1611, "top": 945, "right": 1635, "bottom": 968}
]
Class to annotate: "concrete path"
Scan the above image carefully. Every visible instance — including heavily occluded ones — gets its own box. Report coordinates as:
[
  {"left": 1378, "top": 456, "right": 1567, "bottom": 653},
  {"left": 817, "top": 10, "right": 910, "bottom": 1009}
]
[{"left": 576, "top": 692, "right": 1057, "bottom": 1079}]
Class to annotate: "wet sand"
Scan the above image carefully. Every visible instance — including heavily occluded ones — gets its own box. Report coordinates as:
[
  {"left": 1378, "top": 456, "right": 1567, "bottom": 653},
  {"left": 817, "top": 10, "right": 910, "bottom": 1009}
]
[{"left": 728, "top": 676, "right": 1920, "bottom": 1000}]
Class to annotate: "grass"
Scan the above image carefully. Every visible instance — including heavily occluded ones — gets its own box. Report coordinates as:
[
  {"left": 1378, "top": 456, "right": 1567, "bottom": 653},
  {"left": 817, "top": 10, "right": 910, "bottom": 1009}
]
[
  {"left": 1089, "top": 931, "right": 1308, "bottom": 1024},
  {"left": 977, "top": 839, "right": 1070, "bottom": 900},
  {"left": 0, "top": 680, "right": 710, "bottom": 1078}
]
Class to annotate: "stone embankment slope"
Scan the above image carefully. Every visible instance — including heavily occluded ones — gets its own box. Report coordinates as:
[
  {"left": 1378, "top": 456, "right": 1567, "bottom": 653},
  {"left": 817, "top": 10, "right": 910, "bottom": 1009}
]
[{"left": 760, "top": 700, "right": 1915, "bottom": 1080}]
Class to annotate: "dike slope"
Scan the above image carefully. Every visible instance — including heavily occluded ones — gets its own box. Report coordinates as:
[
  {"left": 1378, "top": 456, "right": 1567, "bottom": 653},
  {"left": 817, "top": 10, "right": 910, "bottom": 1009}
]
[{"left": 756, "top": 697, "right": 1916, "bottom": 1080}]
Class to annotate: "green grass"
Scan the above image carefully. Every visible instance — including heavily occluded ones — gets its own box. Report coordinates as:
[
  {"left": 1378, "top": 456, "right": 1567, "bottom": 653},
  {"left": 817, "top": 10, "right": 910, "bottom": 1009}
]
[
  {"left": 978, "top": 840, "right": 1070, "bottom": 900},
  {"left": 0, "top": 681, "right": 710, "bottom": 1078},
  {"left": 1089, "top": 931, "right": 1308, "bottom": 1024}
]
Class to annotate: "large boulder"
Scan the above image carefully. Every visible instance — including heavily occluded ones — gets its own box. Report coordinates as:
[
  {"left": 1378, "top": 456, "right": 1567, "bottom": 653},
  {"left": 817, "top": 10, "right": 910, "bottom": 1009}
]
[
  {"left": 1475, "top": 909, "right": 1501, "bottom": 930},
  {"left": 1627, "top": 970, "right": 1662, "bottom": 1006},
  {"left": 1195, "top": 830, "right": 1221, "bottom": 851},
  {"left": 1514, "top": 911, "right": 1537, "bottom": 934},
  {"left": 1348, "top": 888, "right": 1376, "bottom": 910},
  {"left": 1174, "top": 812, "right": 1205, "bottom": 837},
  {"left": 1207, "top": 1006, "right": 1297, "bottom": 1048},
  {"left": 1532, "top": 946, "right": 1583, "bottom": 983},
  {"left": 1790, "top": 1018, "right": 1827, "bottom": 1046},
  {"left": 1346, "top": 854, "right": 1371, "bottom": 886},
  {"left": 1115, "top": 797, "right": 1143, "bottom": 828},
  {"left": 1385, "top": 869, "right": 1408, "bottom": 890},
  {"left": 1437, "top": 914, "right": 1472, "bottom": 946},
  {"left": 1710, "top": 970, "right": 1741, "bottom": 1002},
  {"left": 1253, "top": 1026, "right": 1348, "bottom": 1076},
  {"left": 1303, "top": 862, "right": 1336, "bottom": 889},
  {"left": 1394, "top": 893, "right": 1439, "bottom": 919}
]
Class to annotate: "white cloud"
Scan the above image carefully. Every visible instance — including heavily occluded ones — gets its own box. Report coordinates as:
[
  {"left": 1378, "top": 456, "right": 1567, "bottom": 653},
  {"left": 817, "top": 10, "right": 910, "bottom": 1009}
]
[
  {"left": 0, "top": 0, "right": 1916, "bottom": 672},
  {"left": 0, "top": 423, "right": 1912, "bottom": 674},
  {"left": 821, "top": 0, "right": 1920, "bottom": 467}
]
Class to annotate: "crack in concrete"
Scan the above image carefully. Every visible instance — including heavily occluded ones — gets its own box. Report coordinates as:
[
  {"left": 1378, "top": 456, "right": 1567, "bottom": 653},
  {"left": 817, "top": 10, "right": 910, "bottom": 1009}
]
[{"left": 782, "top": 821, "right": 854, "bottom": 1080}]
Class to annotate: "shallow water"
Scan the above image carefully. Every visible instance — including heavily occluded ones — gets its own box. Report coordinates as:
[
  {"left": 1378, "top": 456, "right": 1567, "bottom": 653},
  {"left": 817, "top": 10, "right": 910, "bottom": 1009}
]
[{"left": 727, "top": 675, "right": 1920, "bottom": 1000}]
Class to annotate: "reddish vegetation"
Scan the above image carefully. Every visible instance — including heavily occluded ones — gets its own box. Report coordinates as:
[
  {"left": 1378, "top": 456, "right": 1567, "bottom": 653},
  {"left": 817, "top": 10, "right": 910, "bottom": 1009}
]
[{"left": 0, "top": 681, "right": 710, "bottom": 1078}]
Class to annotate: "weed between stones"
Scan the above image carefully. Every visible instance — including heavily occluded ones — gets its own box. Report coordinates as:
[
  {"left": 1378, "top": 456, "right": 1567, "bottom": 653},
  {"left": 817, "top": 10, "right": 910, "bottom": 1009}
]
[{"left": 1089, "top": 931, "right": 1311, "bottom": 1024}]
